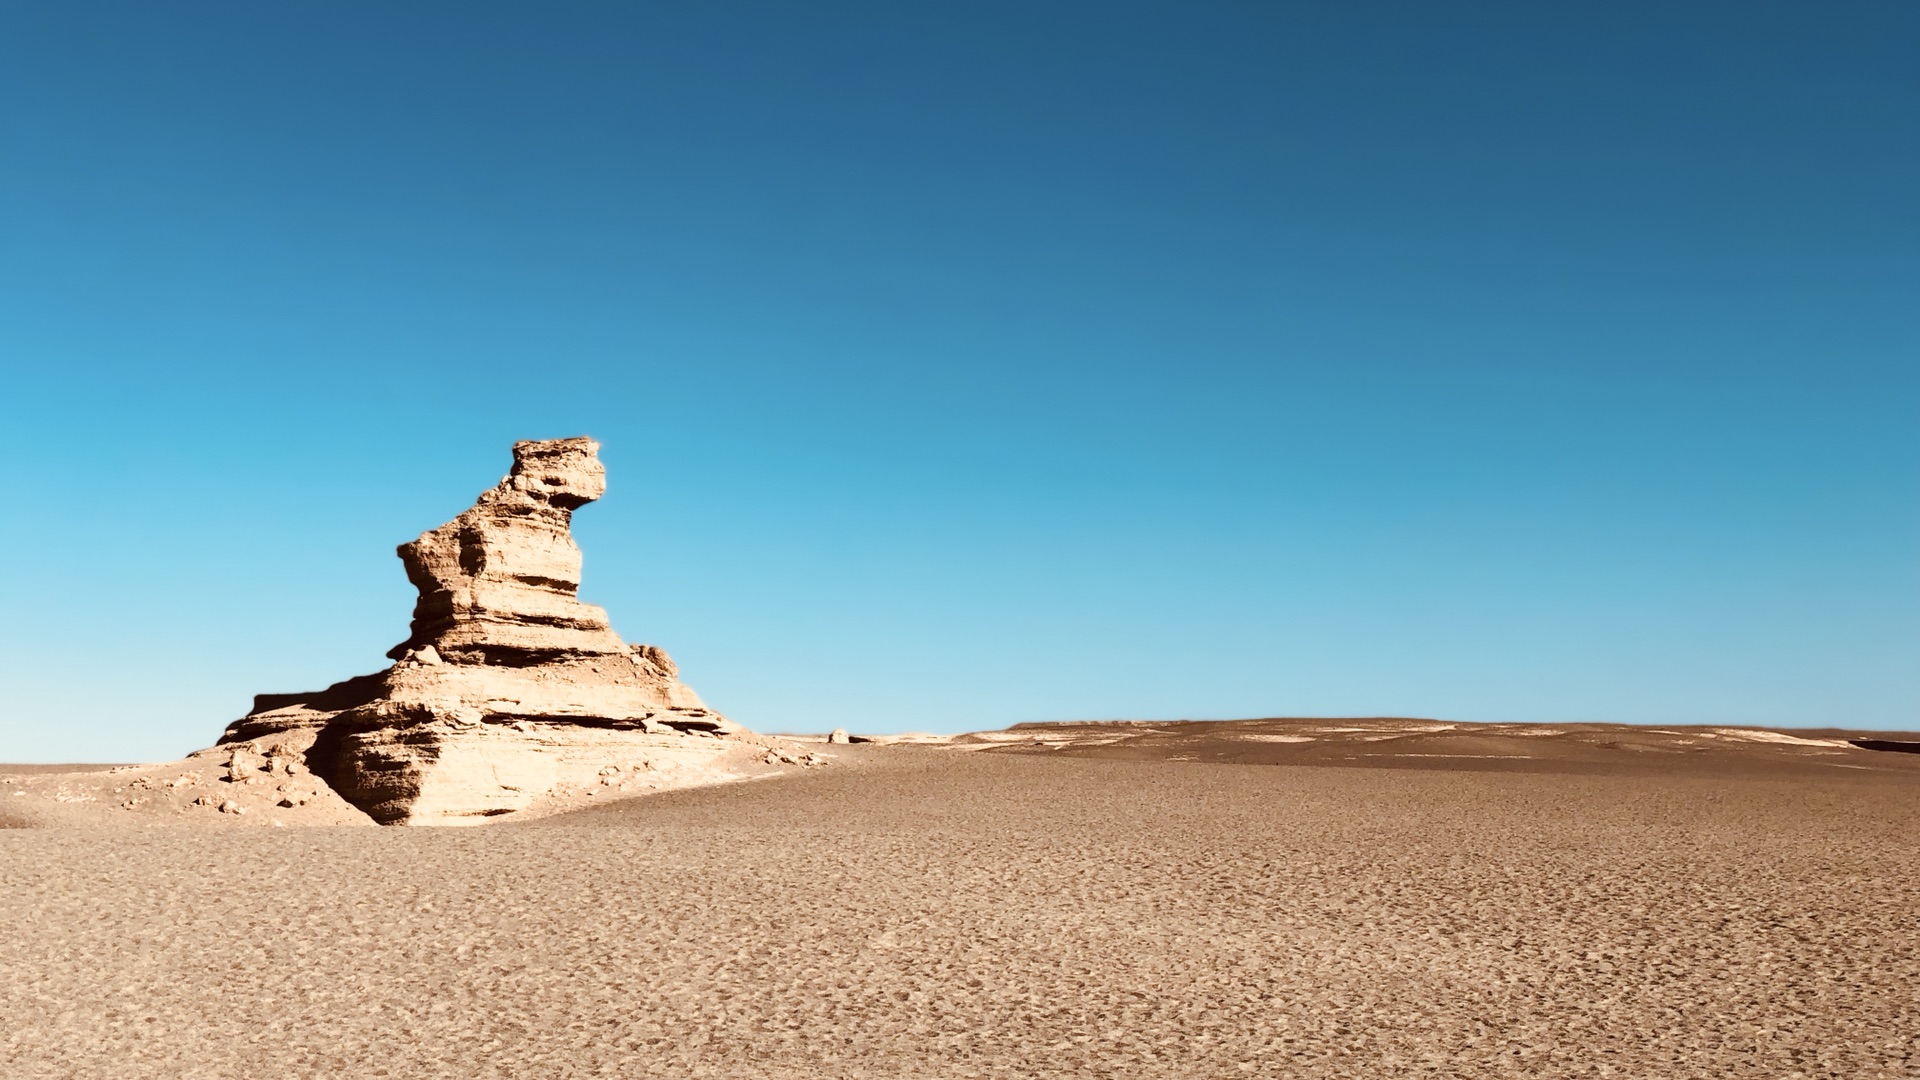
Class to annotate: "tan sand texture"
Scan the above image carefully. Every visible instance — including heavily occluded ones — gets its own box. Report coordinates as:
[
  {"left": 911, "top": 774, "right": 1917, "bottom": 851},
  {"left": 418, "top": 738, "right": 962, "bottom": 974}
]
[{"left": 4, "top": 728, "right": 1917, "bottom": 1078}]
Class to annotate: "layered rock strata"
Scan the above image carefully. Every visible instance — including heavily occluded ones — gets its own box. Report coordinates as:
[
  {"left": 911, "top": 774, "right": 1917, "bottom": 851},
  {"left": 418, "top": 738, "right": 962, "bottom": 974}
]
[{"left": 220, "top": 437, "right": 762, "bottom": 825}]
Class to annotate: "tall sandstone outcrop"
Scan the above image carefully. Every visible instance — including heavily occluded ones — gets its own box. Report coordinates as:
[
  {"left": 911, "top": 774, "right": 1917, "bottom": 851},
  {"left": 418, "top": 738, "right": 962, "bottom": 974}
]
[{"left": 221, "top": 437, "right": 762, "bottom": 824}]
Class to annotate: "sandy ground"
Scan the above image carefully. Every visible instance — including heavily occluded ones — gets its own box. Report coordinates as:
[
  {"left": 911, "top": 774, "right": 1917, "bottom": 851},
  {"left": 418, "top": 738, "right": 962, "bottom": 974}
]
[
  {"left": 0, "top": 741, "right": 812, "bottom": 830},
  {"left": 4, "top": 723, "right": 1918, "bottom": 1078}
]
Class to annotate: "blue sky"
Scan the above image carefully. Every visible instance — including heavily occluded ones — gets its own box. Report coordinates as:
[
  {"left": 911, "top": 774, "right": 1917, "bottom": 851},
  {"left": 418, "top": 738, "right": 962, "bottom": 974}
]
[{"left": 2, "top": 2, "right": 1915, "bottom": 760}]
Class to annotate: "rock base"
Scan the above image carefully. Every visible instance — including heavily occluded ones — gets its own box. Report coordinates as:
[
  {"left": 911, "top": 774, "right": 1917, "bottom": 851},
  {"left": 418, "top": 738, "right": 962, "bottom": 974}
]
[{"left": 331, "top": 723, "right": 737, "bottom": 825}]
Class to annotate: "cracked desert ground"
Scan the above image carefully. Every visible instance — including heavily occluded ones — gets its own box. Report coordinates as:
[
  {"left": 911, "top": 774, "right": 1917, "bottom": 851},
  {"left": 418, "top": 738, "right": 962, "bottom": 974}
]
[{"left": 5, "top": 721, "right": 1919, "bottom": 1079}]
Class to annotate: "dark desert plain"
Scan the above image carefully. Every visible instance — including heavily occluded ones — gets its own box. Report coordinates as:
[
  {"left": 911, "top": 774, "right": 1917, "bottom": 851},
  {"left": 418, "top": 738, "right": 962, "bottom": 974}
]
[{"left": 5, "top": 718, "right": 1919, "bottom": 1079}]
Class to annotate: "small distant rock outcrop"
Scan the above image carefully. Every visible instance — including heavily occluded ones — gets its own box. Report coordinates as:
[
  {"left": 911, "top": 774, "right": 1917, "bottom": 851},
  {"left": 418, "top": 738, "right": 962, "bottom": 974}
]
[{"left": 218, "top": 437, "right": 777, "bottom": 825}]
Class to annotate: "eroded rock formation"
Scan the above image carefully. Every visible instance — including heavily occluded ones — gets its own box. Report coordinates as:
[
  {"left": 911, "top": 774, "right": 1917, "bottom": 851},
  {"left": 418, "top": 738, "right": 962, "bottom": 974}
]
[{"left": 220, "top": 437, "right": 768, "bottom": 825}]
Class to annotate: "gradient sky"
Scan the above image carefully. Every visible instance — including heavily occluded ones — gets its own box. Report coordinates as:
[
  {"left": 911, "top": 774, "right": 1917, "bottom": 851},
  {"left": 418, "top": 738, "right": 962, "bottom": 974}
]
[{"left": 2, "top": 2, "right": 1915, "bottom": 761}]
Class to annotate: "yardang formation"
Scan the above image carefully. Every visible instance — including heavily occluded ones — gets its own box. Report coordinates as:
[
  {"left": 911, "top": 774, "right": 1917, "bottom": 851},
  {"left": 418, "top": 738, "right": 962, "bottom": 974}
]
[{"left": 220, "top": 437, "right": 773, "bottom": 824}]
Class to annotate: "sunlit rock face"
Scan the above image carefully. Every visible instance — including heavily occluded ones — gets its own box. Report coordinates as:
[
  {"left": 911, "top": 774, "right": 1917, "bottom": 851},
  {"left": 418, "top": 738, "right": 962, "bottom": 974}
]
[
  {"left": 218, "top": 437, "right": 755, "bottom": 825},
  {"left": 388, "top": 437, "right": 626, "bottom": 665}
]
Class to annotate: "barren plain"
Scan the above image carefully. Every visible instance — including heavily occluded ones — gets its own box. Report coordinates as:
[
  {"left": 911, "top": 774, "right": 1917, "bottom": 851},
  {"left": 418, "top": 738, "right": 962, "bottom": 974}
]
[{"left": 4, "top": 719, "right": 1918, "bottom": 1079}]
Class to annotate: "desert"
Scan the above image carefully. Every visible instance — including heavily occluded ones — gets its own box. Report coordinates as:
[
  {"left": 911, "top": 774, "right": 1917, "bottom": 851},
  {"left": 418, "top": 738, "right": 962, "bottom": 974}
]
[
  {"left": 5, "top": 436, "right": 1919, "bottom": 1078},
  {"left": 6, "top": 719, "right": 1920, "bottom": 1078},
  {"left": 9, "top": 7, "right": 1917, "bottom": 1077}
]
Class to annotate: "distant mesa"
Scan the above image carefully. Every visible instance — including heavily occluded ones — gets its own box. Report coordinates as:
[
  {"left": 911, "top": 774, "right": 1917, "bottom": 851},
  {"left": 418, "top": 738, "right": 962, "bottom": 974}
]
[
  {"left": 218, "top": 437, "right": 767, "bottom": 824},
  {"left": 1850, "top": 738, "right": 1920, "bottom": 755}
]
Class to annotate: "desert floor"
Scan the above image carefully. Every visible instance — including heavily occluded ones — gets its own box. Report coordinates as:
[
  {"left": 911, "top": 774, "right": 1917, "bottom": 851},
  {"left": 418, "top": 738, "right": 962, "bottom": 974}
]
[{"left": 4, "top": 723, "right": 1919, "bottom": 1079}]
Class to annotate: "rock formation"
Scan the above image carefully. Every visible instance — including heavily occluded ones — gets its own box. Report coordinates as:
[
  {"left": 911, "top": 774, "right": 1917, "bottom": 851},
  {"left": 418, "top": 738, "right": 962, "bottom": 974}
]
[{"left": 220, "top": 437, "right": 768, "bottom": 825}]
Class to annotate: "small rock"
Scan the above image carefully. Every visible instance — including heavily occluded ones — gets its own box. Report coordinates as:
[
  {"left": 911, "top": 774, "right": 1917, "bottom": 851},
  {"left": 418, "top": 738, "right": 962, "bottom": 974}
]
[
  {"left": 218, "top": 800, "right": 243, "bottom": 815},
  {"left": 827, "top": 728, "right": 851, "bottom": 745},
  {"left": 632, "top": 643, "right": 678, "bottom": 677}
]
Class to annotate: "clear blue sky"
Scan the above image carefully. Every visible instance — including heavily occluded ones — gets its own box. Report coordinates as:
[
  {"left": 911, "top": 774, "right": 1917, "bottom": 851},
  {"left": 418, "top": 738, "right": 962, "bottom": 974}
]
[{"left": 2, "top": 2, "right": 1915, "bottom": 761}]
